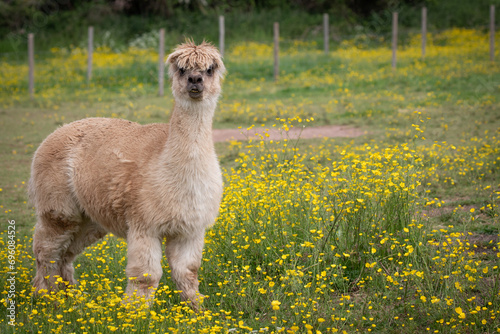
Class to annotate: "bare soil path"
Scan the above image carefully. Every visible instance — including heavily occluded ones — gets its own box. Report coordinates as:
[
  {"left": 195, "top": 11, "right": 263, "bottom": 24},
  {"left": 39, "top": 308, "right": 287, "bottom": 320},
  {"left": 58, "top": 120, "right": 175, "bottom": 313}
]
[{"left": 213, "top": 125, "right": 365, "bottom": 142}]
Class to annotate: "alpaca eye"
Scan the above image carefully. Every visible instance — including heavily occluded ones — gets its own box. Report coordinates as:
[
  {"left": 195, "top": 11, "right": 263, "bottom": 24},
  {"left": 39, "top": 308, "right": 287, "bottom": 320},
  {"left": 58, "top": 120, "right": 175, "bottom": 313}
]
[
  {"left": 179, "top": 68, "right": 186, "bottom": 76},
  {"left": 206, "top": 67, "right": 213, "bottom": 76}
]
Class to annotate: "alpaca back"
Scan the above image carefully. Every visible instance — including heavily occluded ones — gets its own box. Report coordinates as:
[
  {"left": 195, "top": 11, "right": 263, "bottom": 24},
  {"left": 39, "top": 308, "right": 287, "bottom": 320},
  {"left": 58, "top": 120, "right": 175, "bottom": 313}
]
[
  {"left": 29, "top": 118, "right": 168, "bottom": 236},
  {"left": 29, "top": 117, "right": 222, "bottom": 238}
]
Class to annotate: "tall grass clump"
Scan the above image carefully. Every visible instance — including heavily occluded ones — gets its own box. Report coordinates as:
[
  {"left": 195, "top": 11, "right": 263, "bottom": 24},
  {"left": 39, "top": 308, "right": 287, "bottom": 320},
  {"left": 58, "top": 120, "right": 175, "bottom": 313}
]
[{"left": 212, "top": 117, "right": 423, "bottom": 285}]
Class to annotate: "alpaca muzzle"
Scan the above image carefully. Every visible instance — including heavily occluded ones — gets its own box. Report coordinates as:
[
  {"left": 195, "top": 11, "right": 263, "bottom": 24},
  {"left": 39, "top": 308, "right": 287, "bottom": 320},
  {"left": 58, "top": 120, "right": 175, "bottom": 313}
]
[
  {"left": 188, "top": 74, "right": 204, "bottom": 99},
  {"left": 188, "top": 84, "right": 203, "bottom": 99}
]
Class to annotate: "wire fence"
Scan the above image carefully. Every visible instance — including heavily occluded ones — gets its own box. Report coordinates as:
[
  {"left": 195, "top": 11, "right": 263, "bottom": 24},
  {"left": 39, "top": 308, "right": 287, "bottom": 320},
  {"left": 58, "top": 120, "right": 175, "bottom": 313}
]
[{"left": 0, "top": 6, "right": 497, "bottom": 99}]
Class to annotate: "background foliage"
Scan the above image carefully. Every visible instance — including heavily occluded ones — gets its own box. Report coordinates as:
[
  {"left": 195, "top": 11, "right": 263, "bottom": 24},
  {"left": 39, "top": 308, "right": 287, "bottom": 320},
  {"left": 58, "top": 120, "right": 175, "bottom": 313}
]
[{"left": 1, "top": 0, "right": 500, "bottom": 53}]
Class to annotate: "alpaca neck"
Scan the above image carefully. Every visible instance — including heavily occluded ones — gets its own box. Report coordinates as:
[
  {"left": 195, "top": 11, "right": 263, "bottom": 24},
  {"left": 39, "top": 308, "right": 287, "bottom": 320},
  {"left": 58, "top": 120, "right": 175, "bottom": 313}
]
[{"left": 164, "top": 98, "right": 217, "bottom": 161}]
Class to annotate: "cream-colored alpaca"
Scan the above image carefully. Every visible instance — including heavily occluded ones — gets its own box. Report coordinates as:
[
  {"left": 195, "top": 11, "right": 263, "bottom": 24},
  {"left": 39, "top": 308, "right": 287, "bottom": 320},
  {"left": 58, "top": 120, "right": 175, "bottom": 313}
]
[{"left": 29, "top": 41, "right": 225, "bottom": 309}]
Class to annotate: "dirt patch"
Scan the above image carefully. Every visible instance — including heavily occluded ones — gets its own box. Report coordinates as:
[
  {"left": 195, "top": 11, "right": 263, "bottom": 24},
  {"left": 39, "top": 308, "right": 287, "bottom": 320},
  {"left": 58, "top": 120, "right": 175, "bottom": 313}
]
[
  {"left": 465, "top": 234, "right": 499, "bottom": 258},
  {"left": 467, "top": 234, "right": 498, "bottom": 246},
  {"left": 213, "top": 125, "right": 365, "bottom": 142}
]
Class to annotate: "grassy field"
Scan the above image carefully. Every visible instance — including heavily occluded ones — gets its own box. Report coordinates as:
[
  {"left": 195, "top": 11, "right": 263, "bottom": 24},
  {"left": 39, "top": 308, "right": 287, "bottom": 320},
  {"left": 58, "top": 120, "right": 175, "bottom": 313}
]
[{"left": 0, "top": 28, "right": 499, "bottom": 333}]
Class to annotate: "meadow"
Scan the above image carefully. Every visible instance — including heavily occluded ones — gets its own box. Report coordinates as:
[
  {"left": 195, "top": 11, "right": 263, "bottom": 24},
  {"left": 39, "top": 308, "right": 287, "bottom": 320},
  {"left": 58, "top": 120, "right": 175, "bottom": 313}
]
[{"left": 0, "top": 28, "right": 499, "bottom": 333}]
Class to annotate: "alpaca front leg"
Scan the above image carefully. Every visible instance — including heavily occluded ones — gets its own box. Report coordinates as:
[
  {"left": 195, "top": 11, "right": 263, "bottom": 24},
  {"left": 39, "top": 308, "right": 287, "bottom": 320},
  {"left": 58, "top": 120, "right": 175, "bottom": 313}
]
[
  {"left": 165, "top": 231, "right": 205, "bottom": 310},
  {"left": 124, "top": 233, "right": 163, "bottom": 305}
]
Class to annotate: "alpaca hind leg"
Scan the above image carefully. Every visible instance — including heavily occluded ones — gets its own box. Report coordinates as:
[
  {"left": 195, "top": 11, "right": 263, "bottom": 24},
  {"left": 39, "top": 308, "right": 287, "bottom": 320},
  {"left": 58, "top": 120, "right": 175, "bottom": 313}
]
[
  {"left": 32, "top": 211, "right": 79, "bottom": 293},
  {"left": 60, "top": 219, "right": 107, "bottom": 286},
  {"left": 124, "top": 232, "right": 163, "bottom": 305},
  {"left": 165, "top": 231, "right": 205, "bottom": 310}
]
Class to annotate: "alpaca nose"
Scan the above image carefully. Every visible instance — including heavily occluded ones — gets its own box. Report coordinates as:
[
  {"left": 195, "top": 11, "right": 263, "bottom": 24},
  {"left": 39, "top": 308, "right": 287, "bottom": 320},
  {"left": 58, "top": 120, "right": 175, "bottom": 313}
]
[{"left": 188, "top": 74, "right": 203, "bottom": 84}]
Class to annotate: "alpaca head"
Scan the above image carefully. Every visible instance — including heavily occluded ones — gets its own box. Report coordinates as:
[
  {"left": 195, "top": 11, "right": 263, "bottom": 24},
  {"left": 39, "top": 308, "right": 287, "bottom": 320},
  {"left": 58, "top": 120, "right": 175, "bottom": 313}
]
[{"left": 167, "top": 40, "right": 226, "bottom": 107}]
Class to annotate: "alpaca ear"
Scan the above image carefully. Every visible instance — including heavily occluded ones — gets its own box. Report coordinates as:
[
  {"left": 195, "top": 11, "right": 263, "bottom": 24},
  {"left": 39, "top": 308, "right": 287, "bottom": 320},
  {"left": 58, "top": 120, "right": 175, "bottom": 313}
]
[
  {"left": 213, "top": 58, "right": 226, "bottom": 78},
  {"left": 166, "top": 49, "right": 180, "bottom": 65},
  {"left": 166, "top": 52, "right": 181, "bottom": 78}
]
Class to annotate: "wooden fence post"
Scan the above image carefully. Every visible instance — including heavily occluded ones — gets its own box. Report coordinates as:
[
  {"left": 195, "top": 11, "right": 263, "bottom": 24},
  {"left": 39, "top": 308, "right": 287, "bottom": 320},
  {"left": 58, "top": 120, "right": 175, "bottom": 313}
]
[
  {"left": 274, "top": 22, "right": 279, "bottom": 82},
  {"left": 323, "top": 13, "right": 329, "bottom": 55},
  {"left": 28, "top": 33, "right": 34, "bottom": 98},
  {"left": 392, "top": 12, "right": 398, "bottom": 69},
  {"left": 422, "top": 7, "right": 427, "bottom": 59},
  {"left": 87, "top": 26, "right": 93, "bottom": 83},
  {"left": 219, "top": 15, "right": 225, "bottom": 58},
  {"left": 491, "top": 5, "right": 495, "bottom": 62},
  {"left": 159, "top": 28, "right": 165, "bottom": 97}
]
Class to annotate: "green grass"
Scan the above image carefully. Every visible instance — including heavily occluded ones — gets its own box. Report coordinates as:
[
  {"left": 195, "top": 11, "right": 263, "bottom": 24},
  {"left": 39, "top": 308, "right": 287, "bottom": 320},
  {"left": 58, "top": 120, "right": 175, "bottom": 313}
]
[{"left": 0, "top": 29, "right": 499, "bottom": 333}]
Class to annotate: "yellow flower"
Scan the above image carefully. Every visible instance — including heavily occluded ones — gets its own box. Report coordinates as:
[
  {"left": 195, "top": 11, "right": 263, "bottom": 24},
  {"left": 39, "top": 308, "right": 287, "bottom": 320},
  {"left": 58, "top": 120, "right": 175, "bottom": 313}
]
[
  {"left": 455, "top": 307, "right": 466, "bottom": 319},
  {"left": 271, "top": 300, "right": 281, "bottom": 310}
]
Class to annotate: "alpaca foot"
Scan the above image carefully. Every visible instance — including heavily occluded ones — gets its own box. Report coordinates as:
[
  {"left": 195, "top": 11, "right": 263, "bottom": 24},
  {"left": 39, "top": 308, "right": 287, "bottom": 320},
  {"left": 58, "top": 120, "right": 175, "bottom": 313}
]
[
  {"left": 181, "top": 292, "right": 207, "bottom": 312},
  {"left": 33, "top": 275, "right": 50, "bottom": 294},
  {"left": 123, "top": 283, "right": 157, "bottom": 308}
]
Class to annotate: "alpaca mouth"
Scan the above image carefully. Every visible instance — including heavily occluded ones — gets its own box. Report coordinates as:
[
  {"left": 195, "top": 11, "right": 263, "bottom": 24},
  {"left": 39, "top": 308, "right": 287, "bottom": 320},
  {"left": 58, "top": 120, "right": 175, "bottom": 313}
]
[{"left": 188, "top": 89, "right": 203, "bottom": 99}]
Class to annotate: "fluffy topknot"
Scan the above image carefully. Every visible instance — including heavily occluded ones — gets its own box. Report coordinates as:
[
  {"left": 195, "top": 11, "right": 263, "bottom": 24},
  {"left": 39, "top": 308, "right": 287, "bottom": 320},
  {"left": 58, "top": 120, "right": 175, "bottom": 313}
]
[{"left": 167, "top": 40, "right": 225, "bottom": 78}]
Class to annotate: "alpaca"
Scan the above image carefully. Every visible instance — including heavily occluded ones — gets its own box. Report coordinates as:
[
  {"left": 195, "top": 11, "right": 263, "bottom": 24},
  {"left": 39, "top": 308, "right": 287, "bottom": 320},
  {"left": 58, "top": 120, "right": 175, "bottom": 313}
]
[{"left": 28, "top": 41, "right": 225, "bottom": 309}]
